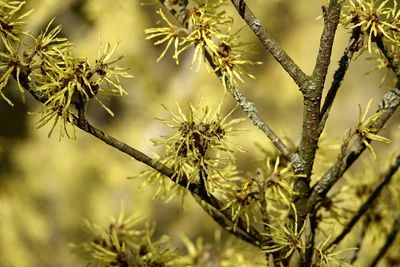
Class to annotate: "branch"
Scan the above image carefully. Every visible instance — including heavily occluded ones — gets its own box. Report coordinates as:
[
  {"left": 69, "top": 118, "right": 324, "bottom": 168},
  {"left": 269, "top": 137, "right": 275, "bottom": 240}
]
[
  {"left": 298, "top": 0, "right": 342, "bottom": 176},
  {"left": 312, "top": 1, "right": 342, "bottom": 92},
  {"left": 368, "top": 214, "right": 400, "bottom": 267},
  {"left": 75, "top": 116, "right": 264, "bottom": 248},
  {"left": 227, "top": 85, "right": 294, "bottom": 161},
  {"left": 375, "top": 36, "right": 400, "bottom": 79},
  {"left": 293, "top": 0, "right": 341, "bottom": 227},
  {"left": 309, "top": 87, "right": 400, "bottom": 210},
  {"left": 13, "top": 68, "right": 264, "bottom": 248},
  {"left": 194, "top": 195, "right": 263, "bottom": 248},
  {"left": 156, "top": 0, "right": 295, "bottom": 164},
  {"left": 230, "top": 0, "right": 308, "bottom": 88},
  {"left": 74, "top": 113, "right": 264, "bottom": 247},
  {"left": 204, "top": 51, "right": 295, "bottom": 162},
  {"left": 319, "top": 27, "right": 362, "bottom": 131},
  {"left": 327, "top": 154, "right": 400, "bottom": 248},
  {"left": 348, "top": 209, "right": 370, "bottom": 264}
]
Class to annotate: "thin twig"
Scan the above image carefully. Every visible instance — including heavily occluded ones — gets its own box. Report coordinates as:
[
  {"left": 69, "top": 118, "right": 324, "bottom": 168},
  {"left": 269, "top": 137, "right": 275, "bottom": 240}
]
[
  {"left": 349, "top": 217, "right": 370, "bottom": 264},
  {"left": 327, "top": 154, "right": 400, "bottom": 248},
  {"left": 319, "top": 27, "right": 362, "bottom": 132},
  {"left": 229, "top": 87, "right": 294, "bottom": 161},
  {"left": 309, "top": 87, "right": 400, "bottom": 210},
  {"left": 375, "top": 36, "right": 400, "bottom": 79},
  {"left": 205, "top": 52, "right": 294, "bottom": 161},
  {"left": 193, "top": 195, "right": 262, "bottom": 248},
  {"left": 230, "top": 0, "right": 308, "bottom": 88},
  {"left": 368, "top": 214, "right": 400, "bottom": 267}
]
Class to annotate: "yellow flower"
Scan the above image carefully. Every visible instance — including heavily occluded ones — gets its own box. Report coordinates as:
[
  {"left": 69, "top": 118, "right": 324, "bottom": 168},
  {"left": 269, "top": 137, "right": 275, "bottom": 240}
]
[
  {"left": 356, "top": 99, "right": 391, "bottom": 159},
  {"left": 341, "top": 0, "right": 400, "bottom": 53},
  {"left": 145, "top": 9, "right": 187, "bottom": 63}
]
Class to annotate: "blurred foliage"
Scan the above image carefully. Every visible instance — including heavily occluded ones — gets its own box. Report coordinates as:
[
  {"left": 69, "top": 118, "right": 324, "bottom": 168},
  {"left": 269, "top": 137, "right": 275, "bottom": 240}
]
[{"left": 0, "top": 0, "right": 399, "bottom": 267}]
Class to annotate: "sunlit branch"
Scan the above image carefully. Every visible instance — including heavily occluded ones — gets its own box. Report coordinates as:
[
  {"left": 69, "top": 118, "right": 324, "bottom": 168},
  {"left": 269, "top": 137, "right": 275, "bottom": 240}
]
[{"left": 230, "top": 0, "right": 308, "bottom": 88}]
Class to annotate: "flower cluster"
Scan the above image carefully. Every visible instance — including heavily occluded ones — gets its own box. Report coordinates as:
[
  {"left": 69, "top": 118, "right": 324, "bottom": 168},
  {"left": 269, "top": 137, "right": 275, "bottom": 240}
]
[
  {"left": 341, "top": 0, "right": 400, "bottom": 53},
  {"left": 219, "top": 154, "right": 300, "bottom": 232},
  {"left": 71, "top": 209, "right": 179, "bottom": 267},
  {"left": 262, "top": 205, "right": 307, "bottom": 258},
  {"left": 145, "top": 0, "right": 259, "bottom": 90},
  {"left": 0, "top": 0, "right": 32, "bottom": 104},
  {"left": 175, "top": 231, "right": 257, "bottom": 267},
  {"left": 0, "top": 0, "right": 31, "bottom": 42},
  {"left": 0, "top": 1, "right": 132, "bottom": 138},
  {"left": 221, "top": 177, "right": 260, "bottom": 231},
  {"left": 140, "top": 99, "right": 243, "bottom": 199},
  {"left": 356, "top": 99, "right": 390, "bottom": 159},
  {"left": 31, "top": 23, "right": 131, "bottom": 137}
]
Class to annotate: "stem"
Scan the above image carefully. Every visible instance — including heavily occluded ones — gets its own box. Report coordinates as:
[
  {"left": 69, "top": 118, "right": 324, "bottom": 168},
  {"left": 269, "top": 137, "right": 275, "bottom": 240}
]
[
  {"left": 349, "top": 217, "right": 370, "bottom": 264},
  {"left": 312, "top": 2, "right": 342, "bottom": 93},
  {"left": 309, "top": 87, "right": 400, "bottom": 211},
  {"left": 230, "top": 0, "right": 308, "bottom": 88},
  {"left": 294, "top": 0, "right": 342, "bottom": 226},
  {"left": 299, "top": 0, "right": 341, "bottom": 176},
  {"left": 376, "top": 36, "right": 400, "bottom": 79},
  {"left": 319, "top": 27, "right": 362, "bottom": 131}
]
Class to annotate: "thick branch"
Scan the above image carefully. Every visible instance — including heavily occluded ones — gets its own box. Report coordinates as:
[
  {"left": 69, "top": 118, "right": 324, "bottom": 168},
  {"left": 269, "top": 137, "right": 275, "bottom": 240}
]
[
  {"left": 327, "top": 154, "right": 400, "bottom": 248},
  {"left": 230, "top": 0, "right": 308, "bottom": 88},
  {"left": 298, "top": 0, "right": 342, "bottom": 177},
  {"left": 294, "top": 0, "right": 341, "bottom": 226}
]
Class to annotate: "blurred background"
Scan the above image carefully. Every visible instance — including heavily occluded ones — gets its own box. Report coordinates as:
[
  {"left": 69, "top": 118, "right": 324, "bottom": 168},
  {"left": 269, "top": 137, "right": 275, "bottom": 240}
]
[{"left": 0, "top": 0, "right": 399, "bottom": 266}]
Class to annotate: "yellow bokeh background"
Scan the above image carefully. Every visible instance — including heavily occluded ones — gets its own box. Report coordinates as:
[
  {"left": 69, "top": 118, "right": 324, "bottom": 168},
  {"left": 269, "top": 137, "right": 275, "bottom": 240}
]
[{"left": 0, "top": 0, "right": 399, "bottom": 266}]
